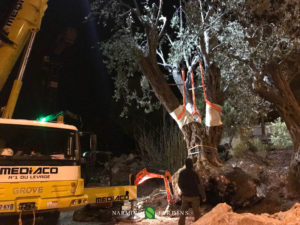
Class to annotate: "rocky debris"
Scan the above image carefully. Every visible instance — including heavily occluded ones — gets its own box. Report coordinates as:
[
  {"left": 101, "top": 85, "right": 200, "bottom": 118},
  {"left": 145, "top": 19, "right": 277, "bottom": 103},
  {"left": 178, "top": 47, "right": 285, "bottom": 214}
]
[
  {"left": 107, "top": 153, "right": 168, "bottom": 186},
  {"left": 230, "top": 148, "right": 299, "bottom": 214},
  {"left": 85, "top": 152, "right": 147, "bottom": 186},
  {"left": 110, "top": 153, "right": 146, "bottom": 186},
  {"left": 136, "top": 188, "right": 172, "bottom": 213},
  {"left": 193, "top": 202, "right": 300, "bottom": 225},
  {"left": 171, "top": 162, "right": 261, "bottom": 209},
  {"left": 171, "top": 148, "right": 299, "bottom": 212}
]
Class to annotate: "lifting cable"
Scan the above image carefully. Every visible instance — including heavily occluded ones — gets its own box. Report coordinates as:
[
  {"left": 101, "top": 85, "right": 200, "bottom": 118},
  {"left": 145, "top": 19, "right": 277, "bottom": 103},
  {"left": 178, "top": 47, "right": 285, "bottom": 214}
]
[
  {"left": 174, "top": 68, "right": 201, "bottom": 121},
  {"left": 166, "top": 62, "right": 223, "bottom": 156},
  {"left": 190, "top": 70, "right": 202, "bottom": 121},
  {"left": 188, "top": 144, "right": 217, "bottom": 156},
  {"left": 186, "top": 62, "right": 223, "bottom": 156},
  {"left": 168, "top": 61, "right": 222, "bottom": 121}
]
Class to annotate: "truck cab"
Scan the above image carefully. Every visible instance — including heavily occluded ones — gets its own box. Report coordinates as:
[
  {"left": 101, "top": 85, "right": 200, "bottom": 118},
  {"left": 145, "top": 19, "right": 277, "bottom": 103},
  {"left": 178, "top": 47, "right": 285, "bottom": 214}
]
[{"left": 0, "top": 118, "right": 87, "bottom": 215}]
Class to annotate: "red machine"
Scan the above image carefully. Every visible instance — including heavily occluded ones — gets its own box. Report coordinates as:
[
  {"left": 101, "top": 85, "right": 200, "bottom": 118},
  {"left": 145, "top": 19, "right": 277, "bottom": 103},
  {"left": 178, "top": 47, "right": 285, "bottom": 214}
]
[{"left": 134, "top": 168, "right": 174, "bottom": 204}]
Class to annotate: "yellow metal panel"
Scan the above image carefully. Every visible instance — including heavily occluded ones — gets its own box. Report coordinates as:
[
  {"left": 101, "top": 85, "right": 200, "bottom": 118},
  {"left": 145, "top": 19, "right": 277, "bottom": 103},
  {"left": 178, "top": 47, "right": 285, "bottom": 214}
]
[
  {"left": 0, "top": 0, "right": 47, "bottom": 90},
  {"left": 0, "top": 167, "right": 84, "bottom": 200},
  {"left": 2, "top": 79, "right": 22, "bottom": 118},
  {"left": 84, "top": 185, "right": 137, "bottom": 204},
  {"left": 0, "top": 195, "right": 88, "bottom": 214},
  {"left": 0, "top": 181, "right": 84, "bottom": 201}
]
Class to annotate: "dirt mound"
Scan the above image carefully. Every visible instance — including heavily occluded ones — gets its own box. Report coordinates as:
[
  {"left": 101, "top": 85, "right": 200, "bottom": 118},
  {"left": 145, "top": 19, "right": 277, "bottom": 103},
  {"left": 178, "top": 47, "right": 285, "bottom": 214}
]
[{"left": 193, "top": 202, "right": 300, "bottom": 225}]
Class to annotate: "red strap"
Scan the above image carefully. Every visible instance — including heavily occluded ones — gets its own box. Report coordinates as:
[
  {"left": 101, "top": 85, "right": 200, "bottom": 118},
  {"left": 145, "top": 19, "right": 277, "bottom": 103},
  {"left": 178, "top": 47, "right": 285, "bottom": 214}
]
[
  {"left": 190, "top": 70, "right": 202, "bottom": 121},
  {"left": 199, "top": 61, "right": 222, "bottom": 112}
]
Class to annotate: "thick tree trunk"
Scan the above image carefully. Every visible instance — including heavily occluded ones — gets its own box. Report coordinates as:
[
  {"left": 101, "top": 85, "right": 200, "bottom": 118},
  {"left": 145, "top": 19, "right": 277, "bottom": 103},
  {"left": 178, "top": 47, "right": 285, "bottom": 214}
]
[
  {"left": 138, "top": 26, "right": 259, "bottom": 208},
  {"left": 278, "top": 103, "right": 300, "bottom": 183},
  {"left": 139, "top": 56, "right": 179, "bottom": 113},
  {"left": 254, "top": 64, "right": 300, "bottom": 183}
]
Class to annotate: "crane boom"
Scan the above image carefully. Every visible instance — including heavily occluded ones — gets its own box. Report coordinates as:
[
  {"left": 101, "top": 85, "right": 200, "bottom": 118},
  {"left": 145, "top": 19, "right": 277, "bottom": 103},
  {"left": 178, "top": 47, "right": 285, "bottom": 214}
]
[{"left": 0, "top": 0, "right": 47, "bottom": 91}]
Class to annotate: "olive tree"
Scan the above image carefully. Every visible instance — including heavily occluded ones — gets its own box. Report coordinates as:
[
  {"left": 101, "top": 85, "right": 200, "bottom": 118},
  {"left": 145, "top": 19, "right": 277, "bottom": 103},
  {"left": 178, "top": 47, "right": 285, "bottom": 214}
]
[{"left": 92, "top": 0, "right": 265, "bottom": 206}]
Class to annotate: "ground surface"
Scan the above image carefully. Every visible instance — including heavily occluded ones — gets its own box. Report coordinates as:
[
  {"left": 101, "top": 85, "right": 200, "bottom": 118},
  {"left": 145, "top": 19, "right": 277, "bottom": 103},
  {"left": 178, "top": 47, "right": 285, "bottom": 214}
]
[
  {"left": 59, "top": 212, "right": 193, "bottom": 225},
  {"left": 2, "top": 148, "right": 299, "bottom": 225}
]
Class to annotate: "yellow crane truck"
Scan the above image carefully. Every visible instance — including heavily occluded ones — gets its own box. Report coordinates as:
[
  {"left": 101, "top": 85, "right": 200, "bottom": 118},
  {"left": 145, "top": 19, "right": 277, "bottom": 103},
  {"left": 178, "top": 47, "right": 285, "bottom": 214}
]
[{"left": 0, "top": 0, "right": 137, "bottom": 221}]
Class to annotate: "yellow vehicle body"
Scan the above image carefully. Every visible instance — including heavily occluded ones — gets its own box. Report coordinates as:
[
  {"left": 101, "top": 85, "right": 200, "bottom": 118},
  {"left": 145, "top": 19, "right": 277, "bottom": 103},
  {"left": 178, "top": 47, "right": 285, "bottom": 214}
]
[
  {"left": 0, "top": 119, "right": 137, "bottom": 216},
  {"left": 84, "top": 185, "right": 137, "bottom": 205},
  {"left": 0, "top": 168, "right": 88, "bottom": 215},
  {"left": 0, "top": 169, "right": 137, "bottom": 215}
]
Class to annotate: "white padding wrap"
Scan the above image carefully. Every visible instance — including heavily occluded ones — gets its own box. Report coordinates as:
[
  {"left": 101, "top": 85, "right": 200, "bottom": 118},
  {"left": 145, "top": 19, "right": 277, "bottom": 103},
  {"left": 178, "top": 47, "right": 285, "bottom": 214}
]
[
  {"left": 205, "top": 103, "right": 222, "bottom": 127},
  {"left": 170, "top": 105, "right": 194, "bottom": 129}
]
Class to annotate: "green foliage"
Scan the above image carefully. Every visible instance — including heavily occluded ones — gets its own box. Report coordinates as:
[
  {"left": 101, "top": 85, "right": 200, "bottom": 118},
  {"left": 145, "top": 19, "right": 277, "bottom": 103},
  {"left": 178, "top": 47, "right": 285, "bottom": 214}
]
[
  {"left": 249, "top": 138, "right": 268, "bottom": 152},
  {"left": 230, "top": 137, "right": 268, "bottom": 158},
  {"left": 168, "top": 0, "right": 270, "bottom": 129},
  {"left": 222, "top": 99, "right": 265, "bottom": 142},
  {"left": 249, "top": 138, "right": 268, "bottom": 158},
  {"left": 91, "top": 0, "right": 163, "bottom": 117},
  {"left": 268, "top": 118, "right": 293, "bottom": 149},
  {"left": 92, "top": 0, "right": 298, "bottom": 141},
  {"left": 230, "top": 140, "right": 249, "bottom": 158},
  {"left": 133, "top": 110, "right": 186, "bottom": 173}
]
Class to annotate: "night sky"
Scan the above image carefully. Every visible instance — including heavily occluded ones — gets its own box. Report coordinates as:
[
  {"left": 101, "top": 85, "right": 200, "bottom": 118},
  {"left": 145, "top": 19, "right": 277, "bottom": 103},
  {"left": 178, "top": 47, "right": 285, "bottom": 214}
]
[{"left": 0, "top": 0, "right": 135, "bottom": 153}]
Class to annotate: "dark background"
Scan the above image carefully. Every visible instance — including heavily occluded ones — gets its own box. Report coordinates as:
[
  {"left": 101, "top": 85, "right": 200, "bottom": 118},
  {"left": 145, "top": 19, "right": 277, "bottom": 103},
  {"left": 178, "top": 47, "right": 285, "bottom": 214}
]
[{"left": 0, "top": 0, "right": 136, "bottom": 154}]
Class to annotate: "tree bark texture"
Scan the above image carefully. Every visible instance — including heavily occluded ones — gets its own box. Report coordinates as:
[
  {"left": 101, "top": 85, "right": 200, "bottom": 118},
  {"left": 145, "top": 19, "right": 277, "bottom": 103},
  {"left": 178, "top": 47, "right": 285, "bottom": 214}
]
[
  {"left": 254, "top": 61, "right": 300, "bottom": 182},
  {"left": 139, "top": 55, "right": 180, "bottom": 113},
  {"left": 138, "top": 26, "right": 259, "bottom": 207}
]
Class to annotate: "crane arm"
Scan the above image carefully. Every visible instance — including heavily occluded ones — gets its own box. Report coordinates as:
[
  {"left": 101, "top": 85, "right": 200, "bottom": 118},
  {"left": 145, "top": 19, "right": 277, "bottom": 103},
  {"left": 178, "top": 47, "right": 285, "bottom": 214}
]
[
  {"left": 134, "top": 168, "right": 175, "bottom": 204},
  {"left": 0, "top": 0, "right": 47, "bottom": 91}
]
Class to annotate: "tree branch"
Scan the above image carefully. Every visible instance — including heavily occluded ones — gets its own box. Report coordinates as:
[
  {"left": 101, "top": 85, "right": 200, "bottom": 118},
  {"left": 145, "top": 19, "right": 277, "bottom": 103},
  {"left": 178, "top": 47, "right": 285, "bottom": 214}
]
[
  {"left": 158, "top": 16, "right": 167, "bottom": 39},
  {"left": 191, "top": 56, "right": 199, "bottom": 68},
  {"left": 156, "top": 48, "right": 168, "bottom": 66},
  {"left": 198, "top": 36, "right": 209, "bottom": 67},
  {"left": 165, "top": 34, "right": 174, "bottom": 46},
  {"left": 198, "top": 0, "right": 205, "bottom": 23},
  {"left": 204, "top": 30, "right": 210, "bottom": 55},
  {"left": 133, "top": 0, "right": 142, "bottom": 18},
  {"left": 211, "top": 43, "right": 223, "bottom": 52},
  {"left": 157, "top": 62, "right": 172, "bottom": 69},
  {"left": 204, "top": 1, "right": 218, "bottom": 23},
  {"left": 183, "top": 49, "right": 190, "bottom": 69},
  {"left": 254, "top": 80, "right": 282, "bottom": 106},
  {"left": 119, "top": 1, "right": 132, "bottom": 11},
  {"left": 120, "top": 0, "right": 145, "bottom": 27},
  {"left": 180, "top": 0, "right": 183, "bottom": 30},
  {"left": 228, "top": 53, "right": 259, "bottom": 74},
  {"left": 155, "top": 0, "right": 163, "bottom": 25}
]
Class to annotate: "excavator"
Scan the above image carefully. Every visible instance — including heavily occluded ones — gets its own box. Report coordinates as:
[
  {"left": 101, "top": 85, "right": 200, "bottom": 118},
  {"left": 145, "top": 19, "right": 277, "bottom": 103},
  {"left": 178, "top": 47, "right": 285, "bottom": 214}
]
[
  {"left": 0, "top": 0, "right": 175, "bottom": 223},
  {"left": 0, "top": 0, "right": 137, "bottom": 223}
]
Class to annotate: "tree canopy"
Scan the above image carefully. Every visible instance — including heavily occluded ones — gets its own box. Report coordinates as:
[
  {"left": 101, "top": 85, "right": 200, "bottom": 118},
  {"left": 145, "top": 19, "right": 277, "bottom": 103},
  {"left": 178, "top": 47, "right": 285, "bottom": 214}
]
[{"left": 92, "top": 0, "right": 300, "bottom": 182}]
